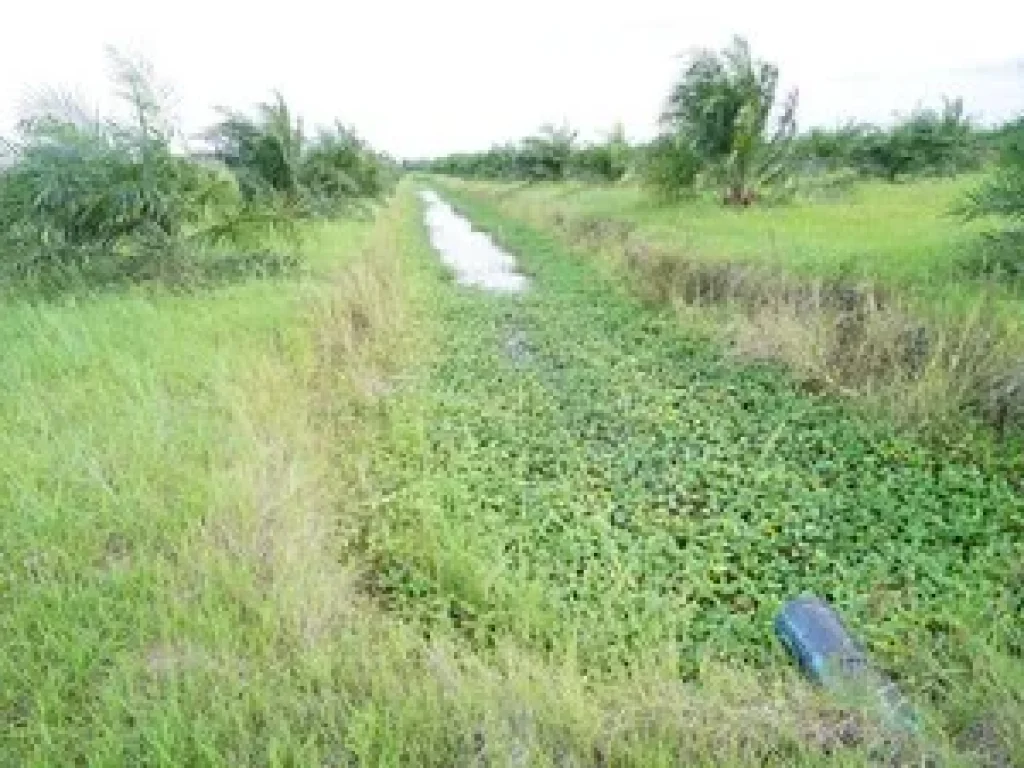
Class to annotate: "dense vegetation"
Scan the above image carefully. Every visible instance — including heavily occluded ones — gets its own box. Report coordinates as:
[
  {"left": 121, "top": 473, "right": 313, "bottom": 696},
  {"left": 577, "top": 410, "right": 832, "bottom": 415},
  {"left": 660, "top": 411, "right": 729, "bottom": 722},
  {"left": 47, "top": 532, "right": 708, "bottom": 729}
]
[
  {"left": 4, "top": 33, "right": 1023, "bottom": 767},
  {"left": 204, "top": 94, "right": 390, "bottom": 216},
  {"left": 960, "top": 117, "right": 1024, "bottom": 278},
  {"left": 421, "top": 100, "right": 994, "bottom": 197},
  {"left": 0, "top": 51, "right": 394, "bottom": 292},
  {"left": 794, "top": 99, "right": 980, "bottom": 181},
  {"left": 377, "top": 189, "right": 1023, "bottom": 758},
  {"left": 419, "top": 37, "right": 1003, "bottom": 207},
  {"left": 413, "top": 123, "right": 632, "bottom": 184},
  {"left": 965, "top": 117, "right": 1024, "bottom": 221},
  {"left": 5, "top": 181, "right": 1019, "bottom": 764}
]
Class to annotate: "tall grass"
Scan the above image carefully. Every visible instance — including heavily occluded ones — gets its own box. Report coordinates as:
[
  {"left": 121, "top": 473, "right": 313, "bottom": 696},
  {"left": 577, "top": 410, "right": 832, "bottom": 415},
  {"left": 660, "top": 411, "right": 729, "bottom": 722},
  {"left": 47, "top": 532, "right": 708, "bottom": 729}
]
[
  {"left": 0, "top": 183, "right": 831, "bottom": 765},
  {"left": 3, "top": 181, "right": 1020, "bottom": 764},
  {"left": 0, "top": 198, "right": 409, "bottom": 761},
  {"left": 441, "top": 177, "right": 1024, "bottom": 434}
]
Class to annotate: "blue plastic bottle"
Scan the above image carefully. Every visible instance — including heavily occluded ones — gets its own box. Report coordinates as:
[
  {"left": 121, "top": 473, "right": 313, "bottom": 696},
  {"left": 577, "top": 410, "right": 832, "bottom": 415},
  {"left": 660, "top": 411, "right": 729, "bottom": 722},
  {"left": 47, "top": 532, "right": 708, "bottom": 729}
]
[
  {"left": 774, "top": 595, "right": 868, "bottom": 684},
  {"left": 775, "top": 595, "right": 917, "bottom": 732}
]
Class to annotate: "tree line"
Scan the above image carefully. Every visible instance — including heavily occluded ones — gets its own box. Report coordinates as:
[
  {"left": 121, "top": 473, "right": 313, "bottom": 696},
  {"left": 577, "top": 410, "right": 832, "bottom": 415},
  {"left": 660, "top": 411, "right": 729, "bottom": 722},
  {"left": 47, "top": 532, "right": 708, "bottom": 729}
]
[{"left": 415, "top": 37, "right": 1021, "bottom": 215}]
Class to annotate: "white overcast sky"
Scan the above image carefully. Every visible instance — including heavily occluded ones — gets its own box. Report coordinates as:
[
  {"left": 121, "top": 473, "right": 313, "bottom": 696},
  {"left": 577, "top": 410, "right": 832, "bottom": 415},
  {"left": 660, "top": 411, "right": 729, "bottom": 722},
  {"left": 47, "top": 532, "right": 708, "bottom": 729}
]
[{"left": 1, "top": 1, "right": 1022, "bottom": 158}]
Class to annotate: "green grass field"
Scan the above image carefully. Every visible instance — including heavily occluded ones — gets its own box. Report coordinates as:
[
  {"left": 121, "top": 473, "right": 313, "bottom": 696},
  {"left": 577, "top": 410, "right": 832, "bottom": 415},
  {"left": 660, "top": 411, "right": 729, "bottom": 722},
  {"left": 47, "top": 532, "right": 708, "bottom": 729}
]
[
  {"left": 378, "top": 189, "right": 1022, "bottom": 674},
  {"left": 2, "top": 182, "right": 1021, "bottom": 765},
  {"left": 455, "top": 176, "right": 1022, "bottom": 309},
  {"left": 442, "top": 177, "right": 1024, "bottom": 431}
]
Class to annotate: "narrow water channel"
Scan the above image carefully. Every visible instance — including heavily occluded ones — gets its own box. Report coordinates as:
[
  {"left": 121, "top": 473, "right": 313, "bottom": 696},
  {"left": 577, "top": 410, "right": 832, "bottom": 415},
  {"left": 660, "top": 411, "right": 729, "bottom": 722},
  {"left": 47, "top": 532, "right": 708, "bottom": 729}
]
[{"left": 419, "top": 190, "right": 528, "bottom": 292}]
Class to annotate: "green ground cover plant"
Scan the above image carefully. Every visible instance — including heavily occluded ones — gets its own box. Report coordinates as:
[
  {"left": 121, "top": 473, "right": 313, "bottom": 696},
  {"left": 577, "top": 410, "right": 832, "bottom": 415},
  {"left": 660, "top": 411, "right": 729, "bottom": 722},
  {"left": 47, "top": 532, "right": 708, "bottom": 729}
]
[
  {"left": 439, "top": 176, "right": 1024, "bottom": 433},
  {"left": 3, "top": 176, "right": 1020, "bottom": 764},
  {"left": 359, "top": 187, "right": 1022, "bottom": 763}
]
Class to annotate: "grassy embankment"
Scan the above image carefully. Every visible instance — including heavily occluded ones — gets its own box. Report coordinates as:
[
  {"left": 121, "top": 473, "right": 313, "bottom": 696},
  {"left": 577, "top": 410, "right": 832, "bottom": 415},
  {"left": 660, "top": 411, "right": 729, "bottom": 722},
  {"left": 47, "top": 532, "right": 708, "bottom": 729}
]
[
  {"left": 0, "top": 193, "right": 427, "bottom": 763},
  {"left": 439, "top": 177, "right": 1024, "bottom": 432},
  {"left": 2, "top": 181, "right": 1021, "bottom": 764}
]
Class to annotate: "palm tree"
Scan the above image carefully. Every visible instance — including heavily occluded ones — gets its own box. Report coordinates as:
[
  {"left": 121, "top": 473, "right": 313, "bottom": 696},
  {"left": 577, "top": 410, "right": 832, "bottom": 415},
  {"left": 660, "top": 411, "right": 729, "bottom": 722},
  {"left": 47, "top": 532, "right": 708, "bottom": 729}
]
[
  {"left": 205, "top": 93, "right": 306, "bottom": 205},
  {"left": 205, "top": 97, "right": 390, "bottom": 216},
  {"left": 661, "top": 36, "right": 797, "bottom": 205},
  {"left": 521, "top": 123, "right": 578, "bottom": 181}
]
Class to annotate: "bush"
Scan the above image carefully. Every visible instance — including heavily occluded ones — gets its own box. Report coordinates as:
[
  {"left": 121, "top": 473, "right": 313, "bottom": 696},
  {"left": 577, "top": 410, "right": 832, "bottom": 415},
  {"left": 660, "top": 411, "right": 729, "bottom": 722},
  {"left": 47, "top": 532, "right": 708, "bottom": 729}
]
[
  {"left": 205, "top": 96, "right": 392, "bottom": 215},
  {"left": 850, "top": 100, "right": 978, "bottom": 181},
  {"left": 962, "top": 117, "right": 1024, "bottom": 221},
  {"left": 570, "top": 144, "right": 627, "bottom": 183},
  {"left": 794, "top": 101, "right": 980, "bottom": 183},
  {"left": 793, "top": 123, "right": 870, "bottom": 173},
  {"left": 519, "top": 123, "right": 578, "bottom": 181},
  {"left": 959, "top": 117, "right": 1024, "bottom": 279},
  {"left": 422, "top": 124, "right": 631, "bottom": 184},
  {"left": 569, "top": 124, "right": 632, "bottom": 183},
  {"left": 300, "top": 125, "right": 393, "bottom": 213},
  {"left": 959, "top": 230, "right": 1024, "bottom": 282},
  {"left": 639, "top": 135, "right": 702, "bottom": 201}
]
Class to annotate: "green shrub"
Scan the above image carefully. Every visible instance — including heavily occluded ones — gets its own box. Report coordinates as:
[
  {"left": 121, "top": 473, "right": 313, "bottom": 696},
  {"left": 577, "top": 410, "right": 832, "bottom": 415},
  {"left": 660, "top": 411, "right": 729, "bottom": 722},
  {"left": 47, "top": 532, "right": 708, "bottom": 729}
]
[
  {"left": 639, "top": 135, "right": 702, "bottom": 201},
  {"left": 207, "top": 97, "right": 394, "bottom": 216},
  {"left": 519, "top": 123, "right": 578, "bottom": 181},
  {"left": 825, "top": 100, "right": 980, "bottom": 182},
  {"left": 794, "top": 102, "right": 980, "bottom": 183},
  {"left": 422, "top": 125, "right": 630, "bottom": 184},
  {"left": 569, "top": 144, "right": 626, "bottom": 183},
  {"left": 568, "top": 124, "right": 632, "bottom": 183},
  {"left": 962, "top": 117, "right": 1024, "bottom": 221},
  {"left": 959, "top": 117, "right": 1024, "bottom": 279},
  {"left": 793, "top": 123, "right": 871, "bottom": 173}
]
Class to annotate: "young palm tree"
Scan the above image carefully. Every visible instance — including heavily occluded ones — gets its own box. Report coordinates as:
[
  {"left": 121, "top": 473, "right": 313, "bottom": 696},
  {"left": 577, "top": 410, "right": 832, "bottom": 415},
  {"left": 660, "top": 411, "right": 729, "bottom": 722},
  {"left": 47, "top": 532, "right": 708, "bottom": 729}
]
[
  {"left": 0, "top": 51, "right": 392, "bottom": 285},
  {"left": 963, "top": 118, "right": 1024, "bottom": 222},
  {"left": 521, "top": 123, "right": 578, "bottom": 182},
  {"left": 205, "top": 92, "right": 306, "bottom": 206},
  {"left": 0, "top": 51, "right": 235, "bottom": 279},
  {"left": 205, "top": 98, "right": 390, "bottom": 216},
  {"left": 661, "top": 36, "right": 797, "bottom": 205}
]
